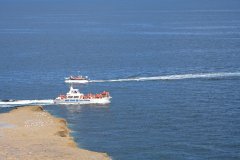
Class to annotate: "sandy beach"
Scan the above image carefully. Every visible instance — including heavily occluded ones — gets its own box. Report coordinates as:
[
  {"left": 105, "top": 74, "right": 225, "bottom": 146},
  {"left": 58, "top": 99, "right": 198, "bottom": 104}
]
[{"left": 0, "top": 106, "right": 110, "bottom": 160}]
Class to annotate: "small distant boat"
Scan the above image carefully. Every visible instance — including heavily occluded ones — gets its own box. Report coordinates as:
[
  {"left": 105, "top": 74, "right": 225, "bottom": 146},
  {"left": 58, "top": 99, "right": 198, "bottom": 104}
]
[
  {"left": 54, "top": 86, "right": 111, "bottom": 105},
  {"left": 65, "top": 75, "right": 89, "bottom": 84}
]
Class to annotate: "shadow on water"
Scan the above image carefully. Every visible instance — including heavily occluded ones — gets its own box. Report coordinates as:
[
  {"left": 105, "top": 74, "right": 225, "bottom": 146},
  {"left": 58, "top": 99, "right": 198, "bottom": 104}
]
[{"left": 58, "top": 104, "right": 110, "bottom": 113}]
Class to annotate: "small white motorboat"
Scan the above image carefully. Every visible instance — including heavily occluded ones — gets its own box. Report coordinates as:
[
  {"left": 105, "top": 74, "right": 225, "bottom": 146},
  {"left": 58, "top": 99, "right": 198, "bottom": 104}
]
[{"left": 64, "top": 75, "right": 89, "bottom": 84}]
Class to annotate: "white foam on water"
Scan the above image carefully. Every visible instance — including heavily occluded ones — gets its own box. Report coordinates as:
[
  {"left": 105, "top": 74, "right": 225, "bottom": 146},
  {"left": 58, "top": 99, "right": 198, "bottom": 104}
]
[
  {"left": 1, "top": 72, "right": 239, "bottom": 107},
  {"left": 0, "top": 99, "right": 54, "bottom": 108},
  {"left": 90, "top": 72, "right": 240, "bottom": 83}
]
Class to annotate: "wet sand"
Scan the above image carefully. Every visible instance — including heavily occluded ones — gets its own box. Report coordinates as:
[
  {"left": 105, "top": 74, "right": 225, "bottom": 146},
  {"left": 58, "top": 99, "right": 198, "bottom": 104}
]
[{"left": 0, "top": 106, "right": 110, "bottom": 160}]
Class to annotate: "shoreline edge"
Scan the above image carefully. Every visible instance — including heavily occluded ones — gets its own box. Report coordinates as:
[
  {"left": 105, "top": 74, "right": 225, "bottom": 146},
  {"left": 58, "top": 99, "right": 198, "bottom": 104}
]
[{"left": 0, "top": 106, "right": 111, "bottom": 160}]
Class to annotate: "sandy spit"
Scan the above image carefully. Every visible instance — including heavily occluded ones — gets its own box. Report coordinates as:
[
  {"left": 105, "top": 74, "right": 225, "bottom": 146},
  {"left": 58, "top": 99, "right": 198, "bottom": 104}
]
[{"left": 0, "top": 106, "right": 111, "bottom": 160}]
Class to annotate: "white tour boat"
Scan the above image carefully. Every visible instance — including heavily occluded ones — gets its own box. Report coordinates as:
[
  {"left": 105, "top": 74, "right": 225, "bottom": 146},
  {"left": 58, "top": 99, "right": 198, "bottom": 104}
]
[
  {"left": 65, "top": 75, "right": 89, "bottom": 84},
  {"left": 54, "top": 86, "right": 111, "bottom": 105}
]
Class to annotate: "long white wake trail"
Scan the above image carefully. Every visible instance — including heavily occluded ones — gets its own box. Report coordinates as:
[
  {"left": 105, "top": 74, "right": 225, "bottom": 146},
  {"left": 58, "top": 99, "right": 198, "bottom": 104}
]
[
  {"left": 0, "top": 100, "right": 54, "bottom": 108},
  {"left": 1, "top": 72, "right": 239, "bottom": 107},
  {"left": 90, "top": 72, "right": 240, "bottom": 83}
]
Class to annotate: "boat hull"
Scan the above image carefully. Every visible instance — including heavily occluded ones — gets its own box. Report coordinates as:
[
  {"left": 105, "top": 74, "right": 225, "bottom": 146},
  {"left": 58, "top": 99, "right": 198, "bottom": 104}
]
[
  {"left": 64, "top": 79, "right": 89, "bottom": 84},
  {"left": 54, "top": 97, "right": 111, "bottom": 105}
]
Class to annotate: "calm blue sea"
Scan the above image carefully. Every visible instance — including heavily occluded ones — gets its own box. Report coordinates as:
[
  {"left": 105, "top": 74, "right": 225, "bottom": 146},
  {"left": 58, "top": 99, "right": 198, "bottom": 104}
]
[{"left": 0, "top": 0, "right": 240, "bottom": 159}]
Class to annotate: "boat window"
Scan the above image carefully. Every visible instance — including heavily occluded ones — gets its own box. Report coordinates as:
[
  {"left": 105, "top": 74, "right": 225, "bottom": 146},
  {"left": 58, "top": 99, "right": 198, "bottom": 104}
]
[
  {"left": 74, "top": 96, "right": 79, "bottom": 98},
  {"left": 68, "top": 96, "right": 73, "bottom": 98}
]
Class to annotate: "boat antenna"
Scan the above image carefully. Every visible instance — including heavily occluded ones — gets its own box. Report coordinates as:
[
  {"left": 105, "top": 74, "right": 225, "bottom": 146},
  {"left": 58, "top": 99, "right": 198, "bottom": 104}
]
[{"left": 69, "top": 84, "right": 73, "bottom": 89}]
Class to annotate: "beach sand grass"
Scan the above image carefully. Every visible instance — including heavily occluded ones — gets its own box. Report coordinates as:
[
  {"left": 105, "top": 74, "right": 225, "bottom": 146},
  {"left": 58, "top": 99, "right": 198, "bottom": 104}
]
[{"left": 0, "top": 106, "right": 110, "bottom": 160}]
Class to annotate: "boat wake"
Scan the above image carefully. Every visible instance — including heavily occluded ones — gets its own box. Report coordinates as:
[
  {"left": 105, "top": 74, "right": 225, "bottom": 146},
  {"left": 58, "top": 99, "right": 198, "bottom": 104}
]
[
  {"left": 1, "top": 72, "right": 239, "bottom": 107},
  {"left": 0, "top": 99, "right": 54, "bottom": 108},
  {"left": 90, "top": 72, "right": 240, "bottom": 83}
]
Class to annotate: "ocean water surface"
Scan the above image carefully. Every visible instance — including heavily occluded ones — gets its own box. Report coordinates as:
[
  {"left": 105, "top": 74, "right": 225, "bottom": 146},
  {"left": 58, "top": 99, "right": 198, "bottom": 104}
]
[{"left": 0, "top": 0, "right": 240, "bottom": 159}]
